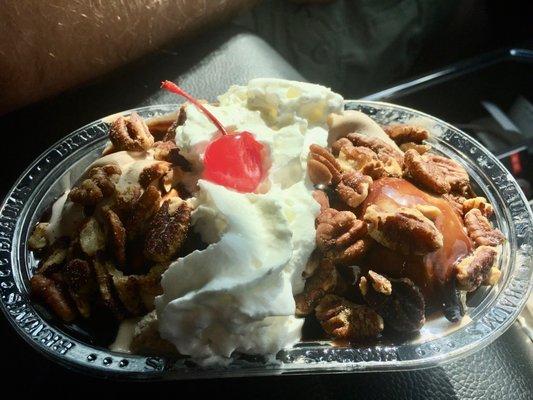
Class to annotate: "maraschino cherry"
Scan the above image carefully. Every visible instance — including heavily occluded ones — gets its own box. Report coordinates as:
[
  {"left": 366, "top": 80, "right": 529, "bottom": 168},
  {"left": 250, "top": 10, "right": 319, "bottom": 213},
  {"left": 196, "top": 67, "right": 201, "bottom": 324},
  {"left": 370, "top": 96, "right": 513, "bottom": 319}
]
[{"left": 161, "top": 80, "right": 265, "bottom": 193}]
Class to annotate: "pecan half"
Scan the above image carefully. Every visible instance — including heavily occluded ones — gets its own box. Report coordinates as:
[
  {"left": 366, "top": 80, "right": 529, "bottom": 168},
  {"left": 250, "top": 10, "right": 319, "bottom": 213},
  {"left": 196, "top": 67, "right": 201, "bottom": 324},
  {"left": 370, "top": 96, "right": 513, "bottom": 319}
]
[
  {"left": 112, "top": 275, "right": 144, "bottom": 315},
  {"left": 336, "top": 171, "right": 373, "bottom": 208},
  {"left": 463, "top": 197, "right": 494, "bottom": 217},
  {"left": 455, "top": 245, "right": 499, "bottom": 292},
  {"left": 360, "top": 272, "right": 426, "bottom": 332},
  {"left": 63, "top": 259, "right": 96, "bottom": 318},
  {"left": 464, "top": 208, "right": 504, "bottom": 247},
  {"left": 109, "top": 113, "right": 154, "bottom": 152},
  {"left": 316, "top": 208, "right": 372, "bottom": 266},
  {"left": 37, "top": 240, "right": 68, "bottom": 275},
  {"left": 144, "top": 198, "right": 191, "bottom": 262},
  {"left": 399, "top": 142, "right": 431, "bottom": 155},
  {"left": 28, "top": 222, "right": 49, "bottom": 251},
  {"left": 315, "top": 294, "right": 384, "bottom": 339},
  {"left": 364, "top": 205, "right": 443, "bottom": 255},
  {"left": 139, "top": 162, "right": 171, "bottom": 189},
  {"left": 307, "top": 144, "right": 342, "bottom": 186},
  {"left": 30, "top": 274, "right": 76, "bottom": 322},
  {"left": 115, "top": 184, "right": 142, "bottom": 215},
  {"left": 69, "top": 165, "right": 121, "bottom": 206},
  {"left": 334, "top": 140, "right": 386, "bottom": 179},
  {"left": 295, "top": 259, "right": 343, "bottom": 316},
  {"left": 93, "top": 258, "right": 124, "bottom": 319},
  {"left": 346, "top": 133, "right": 404, "bottom": 167},
  {"left": 384, "top": 125, "right": 429, "bottom": 145},
  {"left": 443, "top": 193, "right": 466, "bottom": 217},
  {"left": 127, "top": 185, "right": 162, "bottom": 239},
  {"left": 79, "top": 217, "right": 106, "bottom": 257},
  {"left": 404, "top": 150, "right": 469, "bottom": 195},
  {"left": 102, "top": 208, "right": 126, "bottom": 267}
]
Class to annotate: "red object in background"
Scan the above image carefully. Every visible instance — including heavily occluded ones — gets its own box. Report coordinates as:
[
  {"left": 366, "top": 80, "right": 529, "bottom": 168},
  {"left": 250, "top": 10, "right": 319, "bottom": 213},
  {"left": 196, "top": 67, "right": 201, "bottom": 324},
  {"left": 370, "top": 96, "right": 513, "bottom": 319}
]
[
  {"left": 510, "top": 152, "right": 522, "bottom": 175},
  {"left": 161, "top": 80, "right": 265, "bottom": 193}
]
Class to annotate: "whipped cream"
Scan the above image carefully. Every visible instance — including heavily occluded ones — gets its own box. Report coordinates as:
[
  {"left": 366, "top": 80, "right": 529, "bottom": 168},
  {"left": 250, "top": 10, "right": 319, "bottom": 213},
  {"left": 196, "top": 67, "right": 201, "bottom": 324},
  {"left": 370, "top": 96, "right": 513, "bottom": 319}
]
[{"left": 157, "top": 79, "right": 342, "bottom": 363}]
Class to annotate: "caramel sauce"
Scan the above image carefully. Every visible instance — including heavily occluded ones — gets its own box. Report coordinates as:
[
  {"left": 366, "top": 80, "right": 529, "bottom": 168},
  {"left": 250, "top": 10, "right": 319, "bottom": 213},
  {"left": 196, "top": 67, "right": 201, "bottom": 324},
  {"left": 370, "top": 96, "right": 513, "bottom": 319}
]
[{"left": 360, "top": 178, "right": 472, "bottom": 308}]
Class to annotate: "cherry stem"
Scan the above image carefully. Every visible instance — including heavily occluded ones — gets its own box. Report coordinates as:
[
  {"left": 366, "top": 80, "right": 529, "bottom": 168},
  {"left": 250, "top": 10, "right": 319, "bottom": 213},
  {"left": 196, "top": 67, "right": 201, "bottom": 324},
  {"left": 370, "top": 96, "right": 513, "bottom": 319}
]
[{"left": 161, "top": 80, "right": 227, "bottom": 135}]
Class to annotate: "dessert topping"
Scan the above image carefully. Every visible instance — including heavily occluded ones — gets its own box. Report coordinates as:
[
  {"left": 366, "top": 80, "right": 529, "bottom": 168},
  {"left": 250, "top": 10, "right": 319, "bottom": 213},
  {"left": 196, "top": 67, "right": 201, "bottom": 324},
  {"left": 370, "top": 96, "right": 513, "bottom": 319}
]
[
  {"left": 384, "top": 124, "right": 429, "bottom": 145},
  {"left": 109, "top": 112, "right": 154, "bottom": 152},
  {"left": 464, "top": 208, "right": 504, "bottom": 247},
  {"left": 455, "top": 245, "right": 499, "bottom": 292},
  {"left": 307, "top": 144, "right": 342, "bottom": 186},
  {"left": 68, "top": 165, "right": 121, "bottom": 206},
  {"left": 335, "top": 171, "right": 373, "bottom": 208},
  {"left": 315, "top": 294, "right": 384, "bottom": 339}
]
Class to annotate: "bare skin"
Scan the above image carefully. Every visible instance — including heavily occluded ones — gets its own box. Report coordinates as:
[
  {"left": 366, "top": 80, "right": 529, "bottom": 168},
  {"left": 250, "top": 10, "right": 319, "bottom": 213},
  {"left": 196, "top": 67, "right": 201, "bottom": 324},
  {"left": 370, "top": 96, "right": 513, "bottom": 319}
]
[{"left": 0, "top": 0, "right": 257, "bottom": 114}]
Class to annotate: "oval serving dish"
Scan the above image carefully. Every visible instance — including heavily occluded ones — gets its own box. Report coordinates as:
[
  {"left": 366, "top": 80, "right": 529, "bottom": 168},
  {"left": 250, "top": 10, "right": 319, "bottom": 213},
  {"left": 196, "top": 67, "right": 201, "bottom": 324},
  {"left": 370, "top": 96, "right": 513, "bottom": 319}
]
[{"left": 0, "top": 101, "right": 531, "bottom": 379}]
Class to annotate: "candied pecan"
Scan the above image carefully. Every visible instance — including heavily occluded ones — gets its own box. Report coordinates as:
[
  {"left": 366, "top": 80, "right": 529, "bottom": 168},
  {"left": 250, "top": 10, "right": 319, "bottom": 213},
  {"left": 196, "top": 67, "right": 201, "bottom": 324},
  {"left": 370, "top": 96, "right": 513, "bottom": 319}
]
[
  {"left": 312, "top": 190, "right": 330, "bottom": 212},
  {"left": 93, "top": 258, "right": 124, "bottom": 319},
  {"left": 443, "top": 193, "right": 466, "bottom": 217},
  {"left": 112, "top": 275, "right": 144, "bottom": 315},
  {"left": 153, "top": 141, "right": 192, "bottom": 171},
  {"left": 295, "top": 259, "right": 342, "bottom": 316},
  {"left": 28, "top": 222, "right": 49, "bottom": 251},
  {"left": 315, "top": 295, "right": 384, "bottom": 339},
  {"left": 464, "top": 208, "right": 504, "bottom": 247},
  {"left": 399, "top": 142, "right": 430, "bottom": 154},
  {"left": 109, "top": 112, "right": 154, "bottom": 152},
  {"left": 78, "top": 217, "right": 106, "bottom": 257},
  {"left": 139, "top": 162, "right": 171, "bottom": 189},
  {"left": 144, "top": 198, "right": 191, "bottom": 262},
  {"left": 404, "top": 150, "right": 469, "bottom": 195},
  {"left": 69, "top": 165, "right": 121, "bottom": 206},
  {"left": 384, "top": 125, "right": 429, "bottom": 145},
  {"left": 307, "top": 144, "right": 342, "bottom": 186},
  {"left": 162, "top": 105, "right": 187, "bottom": 142},
  {"left": 115, "top": 184, "right": 142, "bottom": 214},
  {"left": 360, "top": 272, "right": 426, "bottom": 332},
  {"left": 346, "top": 133, "right": 404, "bottom": 167},
  {"left": 455, "top": 245, "right": 499, "bottom": 291},
  {"left": 127, "top": 185, "right": 162, "bottom": 239},
  {"left": 102, "top": 208, "right": 126, "bottom": 267},
  {"left": 31, "top": 274, "right": 76, "bottom": 322},
  {"left": 316, "top": 208, "right": 371, "bottom": 266},
  {"left": 37, "top": 241, "right": 68, "bottom": 275},
  {"left": 364, "top": 205, "right": 443, "bottom": 255},
  {"left": 63, "top": 259, "right": 96, "bottom": 318},
  {"left": 335, "top": 141, "right": 386, "bottom": 179},
  {"left": 336, "top": 171, "right": 372, "bottom": 208},
  {"left": 463, "top": 197, "right": 494, "bottom": 217},
  {"left": 138, "top": 263, "right": 166, "bottom": 310}
]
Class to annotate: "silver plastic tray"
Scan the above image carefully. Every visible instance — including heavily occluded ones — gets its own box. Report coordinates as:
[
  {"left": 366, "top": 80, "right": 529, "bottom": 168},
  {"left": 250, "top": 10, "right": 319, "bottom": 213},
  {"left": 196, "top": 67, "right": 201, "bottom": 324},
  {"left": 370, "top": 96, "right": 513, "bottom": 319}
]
[{"left": 0, "top": 101, "right": 531, "bottom": 379}]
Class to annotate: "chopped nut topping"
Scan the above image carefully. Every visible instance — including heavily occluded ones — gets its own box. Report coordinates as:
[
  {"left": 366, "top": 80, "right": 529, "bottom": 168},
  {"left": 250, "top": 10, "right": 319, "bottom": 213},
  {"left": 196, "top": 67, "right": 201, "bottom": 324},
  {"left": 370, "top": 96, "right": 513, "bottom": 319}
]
[
  {"left": 399, "top": 142, "right": 431, "bottom": 154},
  {"left": 404, "top": 149, "right": 469, "bottom": 195},
  {"left": 364, "top": 205, "right": 443, "bottom": 255},
  {"left": 115, "top": 184, "right": 142, "bottom": 214},
  {"left": 464, "top": 208, "right": 504, "bottom": 247},
  {"left": 384, "top": 125, "right": 429, "bottom": 145},
  {"left": 315, "top": 294, "right": 384, "bottom": 339},
  {"left": 131, "top": 311, "right": 179, "bottom": 356},
  {"left": 69, "top": 165, "right": 121, "bottom": 206},
  {"left": 455, "top": 245, "right": 499, "bottom": 291},
  {"left": 316, "top": 208, "right": 372, "bottom": 266},
  {"left": 28, "top": 222, "right": 49, "bottom": 251},
  {"left": 144, "top": 198, "right": 191, "bottom": 262},
  {"left": 360, "top": 273, "right": 426, "bottom": 332},
  {"left": 93, "top": 258, "right": 124, "bottom": 319},
  {"left": 109, "top": 113, "right": 154, "bottom": 152},
  {"left": 79, "top": 218, "right": 106, "bottom": 257},
  {"left": 102, "top": 208, "right": 126, "bottom": 267},
  {"left": 31, "top": 274, "right": 76, "bottom": 322},
  {"left": 336, "top": 171, "right": 373, "bottom": 208},
  {"left": 113, "top": 275, "right": 144, "bottom": 315},
  {"left": 307, "top": 144, "right": 342, "bottom": 186},
  {"left": 463, "top": 197, "right": 494, "bottom": 217},
  {"left": 483, "top": 266, "right": 501, "bottom": 286},
  {"left": 295, "top": 259, "right": 342, "bottom": 316},
  {"left": 37, "top": 241, "right": 68, "bottom": 275}
]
